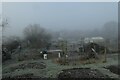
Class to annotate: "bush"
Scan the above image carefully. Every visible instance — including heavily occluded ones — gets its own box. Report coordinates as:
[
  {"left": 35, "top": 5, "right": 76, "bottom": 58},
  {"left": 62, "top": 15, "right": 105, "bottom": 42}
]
[
  {"left": 2, "top": 36, "right": 21, "bottom": 62},
  {"left": 23, "top": 24, "right": 51, "bottom": 49}
]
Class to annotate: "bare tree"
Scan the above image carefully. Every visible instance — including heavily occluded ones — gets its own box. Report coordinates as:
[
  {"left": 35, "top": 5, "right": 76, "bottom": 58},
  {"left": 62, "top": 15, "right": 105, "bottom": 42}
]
[
  {"left": 0, "top": 17, "right": 8, "bottom": 28},
  {"left": 23, "top": 24, "right": 51, "bottom": 49}
]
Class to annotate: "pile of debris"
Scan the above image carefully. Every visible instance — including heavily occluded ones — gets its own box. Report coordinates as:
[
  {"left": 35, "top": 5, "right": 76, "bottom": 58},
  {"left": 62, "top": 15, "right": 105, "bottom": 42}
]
[{"left": 83, "top": 43, "right": 106, "bottom": 59}]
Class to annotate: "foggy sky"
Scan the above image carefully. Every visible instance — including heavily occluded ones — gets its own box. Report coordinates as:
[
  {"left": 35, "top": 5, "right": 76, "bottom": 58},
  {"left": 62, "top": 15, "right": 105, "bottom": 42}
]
[{"left": 2, "top": 2, "right": 118, "bottom": 37}]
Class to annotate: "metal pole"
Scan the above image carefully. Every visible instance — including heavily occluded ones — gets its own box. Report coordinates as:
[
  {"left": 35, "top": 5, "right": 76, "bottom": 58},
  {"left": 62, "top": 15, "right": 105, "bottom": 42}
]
[{"left": 104, "top": 41, "right": 107, "bottom": 62}]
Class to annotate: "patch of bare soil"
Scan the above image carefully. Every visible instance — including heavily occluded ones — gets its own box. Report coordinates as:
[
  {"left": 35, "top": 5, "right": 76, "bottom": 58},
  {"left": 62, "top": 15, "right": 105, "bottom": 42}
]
[
  {"left": 105, "top": 65, "right": 120, "bottom": 75},
  {"left": 12, "top": 73, "right": 36, "bottom": 78},
  {"left": 58, "top": 68, "right": 110, "bottom": 79},
  {"left": 2, "top": 74, "right": 42, "bottom": 80},
  {"left": 15, "top": 62, "right": 46, "bottom": 69},
  {"left": 4, "top": 62, "right": 46, "bottom": 73},
  {"left": 11, "top": 73, "right": 44, "bottom": 79}
]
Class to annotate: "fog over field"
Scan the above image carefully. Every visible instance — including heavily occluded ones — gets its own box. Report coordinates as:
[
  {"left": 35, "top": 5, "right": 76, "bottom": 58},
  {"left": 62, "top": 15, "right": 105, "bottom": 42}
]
[
  {"left": 2, "top": 2, "right": 118, "bottom": 37},
  {"left": 1, "top": 2, "right": 119, "bottom": 79}
]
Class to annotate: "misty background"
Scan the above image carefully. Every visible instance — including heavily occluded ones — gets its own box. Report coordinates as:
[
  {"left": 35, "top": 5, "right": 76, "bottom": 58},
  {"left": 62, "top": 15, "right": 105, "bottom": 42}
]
[
  {"left": 2, "top": 2, "right": 118, "bottom": 43},
  {"left": 1, "top": 2, "right": 120, "bottom": 79}
]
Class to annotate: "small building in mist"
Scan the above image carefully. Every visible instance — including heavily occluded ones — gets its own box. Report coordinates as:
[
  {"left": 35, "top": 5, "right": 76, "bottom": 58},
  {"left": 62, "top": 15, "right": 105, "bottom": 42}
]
[{"left": 84, "top": 37, "right": 105, "bottom": 45}]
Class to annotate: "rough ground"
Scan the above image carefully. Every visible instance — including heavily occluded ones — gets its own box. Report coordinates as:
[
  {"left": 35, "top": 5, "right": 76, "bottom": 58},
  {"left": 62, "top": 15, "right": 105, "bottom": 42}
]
[
  {"left": 105, "top": 65, "right": 120, "bottom": 76},
  {"left": 58, "top": 68, "right": 109, "bottom": 78},
  {"left": 2, "top": 53, "right": 119, "bottom": 79}
]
